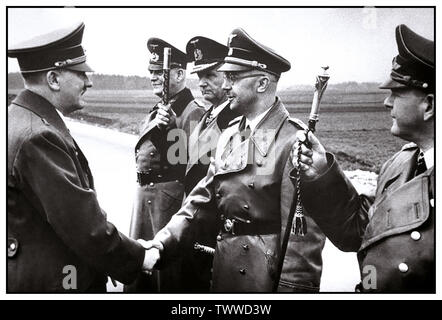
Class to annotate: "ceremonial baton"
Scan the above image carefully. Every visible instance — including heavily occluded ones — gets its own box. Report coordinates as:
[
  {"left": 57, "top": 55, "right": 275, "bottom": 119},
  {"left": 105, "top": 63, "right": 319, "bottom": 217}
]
[
  {"left": 162, "top": 47, "right": 172, "bottom": 105},
  {"left": 273, "top": 66, "right": 330, "bottom": 292}
]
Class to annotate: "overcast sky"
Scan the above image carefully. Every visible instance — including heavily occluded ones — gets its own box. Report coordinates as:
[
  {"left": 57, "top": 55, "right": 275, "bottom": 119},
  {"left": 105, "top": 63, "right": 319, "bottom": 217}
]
[{"left": 7, "top": 7, "right": 434, "bottom": 88}]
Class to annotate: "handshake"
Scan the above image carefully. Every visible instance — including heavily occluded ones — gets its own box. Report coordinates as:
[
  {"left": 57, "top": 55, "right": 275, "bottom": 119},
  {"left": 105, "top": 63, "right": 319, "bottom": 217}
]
[{"left": 138, "top": 239, "right": 164, "bottom": 274}]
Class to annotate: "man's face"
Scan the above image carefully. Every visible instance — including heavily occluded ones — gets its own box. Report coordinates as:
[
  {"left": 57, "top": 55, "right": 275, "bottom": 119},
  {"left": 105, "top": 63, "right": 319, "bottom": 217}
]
[
  {"left": 148, "top": 68, "right": 181, "bottom": 97},
  {"left": 58, "top": 70, "right": 92, "bottom": 114},
  {"left": 222, "top": 71, "right": 263, "bottom": 114},
  {"left": 383, "top": 87, "right": 427, "bottom": 141},
  {"left": 197, "top": 68, "right": 226, "bottom": 104}
]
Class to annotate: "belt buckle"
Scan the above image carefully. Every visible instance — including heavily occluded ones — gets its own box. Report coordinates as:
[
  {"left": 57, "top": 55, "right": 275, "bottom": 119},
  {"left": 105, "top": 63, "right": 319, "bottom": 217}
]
[{"left": 224, "top": 218, "right": 235, "bottom": 235}]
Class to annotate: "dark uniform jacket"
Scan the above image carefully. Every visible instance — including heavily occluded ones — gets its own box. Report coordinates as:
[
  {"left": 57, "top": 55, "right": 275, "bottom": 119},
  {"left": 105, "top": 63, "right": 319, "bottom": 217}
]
[
  {"left": 181, "top": 100, "right": 239, "bottom": 292},
  {"left": 127, "top": 87, "right": 205, "bottom": 292},
  {"left": 301, "top": 144, "right": 435, "bottom": 292},
  {"left": 155, "top": 99, "right": 326, "bottom": 292},
  {"left": 7, "top": 90, "right": 145, "bottom": 293}
]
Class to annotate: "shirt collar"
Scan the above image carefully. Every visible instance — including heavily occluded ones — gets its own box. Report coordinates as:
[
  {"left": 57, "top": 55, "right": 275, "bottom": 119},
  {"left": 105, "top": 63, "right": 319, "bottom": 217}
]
[
  {"left": 423, "top": 147, "right": 434, "bottom": 169},
  {"left": 245, "top": 107, "right": 272, "bottom": 133},
  {"left": 55, "top": 108, "right": 70, "bottom": 129},
  {"left": 210, "top": 99, "right": 230, "bottom": 119}
]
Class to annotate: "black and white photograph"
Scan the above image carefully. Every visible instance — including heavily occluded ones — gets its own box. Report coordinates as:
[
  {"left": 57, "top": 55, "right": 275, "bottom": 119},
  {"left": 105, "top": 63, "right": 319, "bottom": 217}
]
[{"left": 5, "top": 3, "right": 436, "bottom": 302}]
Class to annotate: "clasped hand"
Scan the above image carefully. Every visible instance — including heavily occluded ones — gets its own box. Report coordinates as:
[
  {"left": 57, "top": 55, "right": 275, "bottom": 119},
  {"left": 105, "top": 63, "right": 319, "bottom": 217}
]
[
  {"left": 153, "top": 103, "right": 176, "bottom": 129},
  {"left": 137, "top": 239, "right": 164, "bottom": 275},
  {"left": 291, "top": 130, "right": 328, "bottom": 180}
]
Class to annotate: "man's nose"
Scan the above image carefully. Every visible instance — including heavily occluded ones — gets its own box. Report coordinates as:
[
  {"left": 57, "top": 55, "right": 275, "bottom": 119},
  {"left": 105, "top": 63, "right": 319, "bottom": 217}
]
[
  {"left": 85, "top": 76, "right": 93, "bottom": 88},
  {"left": 222, "top": 78, "right": 231, "bottom": 91},
  {"left": 384, "top": 94, "right": 394, "bottom": 109},
  {"left": 199, "top": 78, "right": 207, "bottom": 88}
]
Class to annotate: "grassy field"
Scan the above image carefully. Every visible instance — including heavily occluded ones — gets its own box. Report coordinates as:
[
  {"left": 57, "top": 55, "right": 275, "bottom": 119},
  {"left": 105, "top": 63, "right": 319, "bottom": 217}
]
[{"left": 8, "top": 89, "right": 404, "bottom": 172}]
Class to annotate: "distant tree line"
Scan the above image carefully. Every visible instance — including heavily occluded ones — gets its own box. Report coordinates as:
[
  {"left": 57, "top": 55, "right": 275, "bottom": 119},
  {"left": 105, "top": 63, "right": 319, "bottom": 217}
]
[{"left": 8, "top": 72, "right": 381, "bottom": 92}]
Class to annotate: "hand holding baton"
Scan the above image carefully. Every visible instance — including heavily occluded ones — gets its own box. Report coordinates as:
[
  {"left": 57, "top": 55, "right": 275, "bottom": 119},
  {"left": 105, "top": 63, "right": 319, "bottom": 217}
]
[{"left": 273, "top": 66, "right": 330, "bottom": 292}]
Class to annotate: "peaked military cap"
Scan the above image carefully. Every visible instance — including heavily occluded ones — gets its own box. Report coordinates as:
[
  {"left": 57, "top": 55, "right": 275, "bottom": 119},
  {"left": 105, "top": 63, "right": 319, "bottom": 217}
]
[
  {"left": 218, "top": 28, "right": 291, "bottom": 77},
  {"left": 8, "top": 22, "right": 93, "bottom": 74},
  {"left": 380, "top": 24, "right": 434, "bottom": 92},
  {"left": 147, "top": 38, "right": 187, "bottom": 71},
  {"left": 186, "top": 36, "right": 229, "bottom": 74}
]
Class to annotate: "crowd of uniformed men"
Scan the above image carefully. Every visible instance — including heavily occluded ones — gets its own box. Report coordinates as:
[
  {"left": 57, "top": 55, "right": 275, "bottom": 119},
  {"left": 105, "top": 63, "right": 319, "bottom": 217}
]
[{"left": 7, "top": 21, "right": 434, "bottom": 293}]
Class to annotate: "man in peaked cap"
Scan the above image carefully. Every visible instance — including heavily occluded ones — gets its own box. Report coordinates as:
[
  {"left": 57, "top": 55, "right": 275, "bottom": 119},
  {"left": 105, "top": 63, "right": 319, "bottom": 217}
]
[
  {"left": 143, "top": 28, "right": 326, "bottom": 292},
  {"left": 295, "top": 24, "right": 434, "bottom": 292},
  {"left": 175, "top": 36, "right": 240, "bottom": 292},
  {"left": 7, "top": 22, "right": 154, "bottom": 292},
  {"left": 125, "top": 37, "right": 205, "bottom": 292}
]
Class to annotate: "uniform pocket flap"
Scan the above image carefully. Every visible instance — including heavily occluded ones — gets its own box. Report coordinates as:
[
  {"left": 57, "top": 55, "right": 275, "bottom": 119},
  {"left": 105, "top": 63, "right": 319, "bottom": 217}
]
[{"left": 360, "top": 176, "right": 429, "bottom": 251}]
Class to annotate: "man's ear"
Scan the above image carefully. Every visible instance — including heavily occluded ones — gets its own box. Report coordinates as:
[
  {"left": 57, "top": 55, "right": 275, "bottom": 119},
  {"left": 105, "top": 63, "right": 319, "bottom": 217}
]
[
  {"left": 46, "top": 70, "right": 61, "bottom": 91},
  {"left": 423, "top": 93, "right": 434, "bottom": 121},
  {"left": 175, "top": 68, "right": 185, "bottom": 83},
  {"left": 256, "top": 76, "right": 270, "bottom": 93}
]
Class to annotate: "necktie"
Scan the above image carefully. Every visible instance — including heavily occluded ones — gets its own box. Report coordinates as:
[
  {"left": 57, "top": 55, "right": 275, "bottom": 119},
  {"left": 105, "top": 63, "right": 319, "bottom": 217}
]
[
  {"left": 241, "top": 125, "right": 251, "bottom": 142},
  {"left": 415, "top": 151, "right": 427, "bottom": 176},
  {"left": 205, "top": 112, "right": 214, "bottom": 126}
]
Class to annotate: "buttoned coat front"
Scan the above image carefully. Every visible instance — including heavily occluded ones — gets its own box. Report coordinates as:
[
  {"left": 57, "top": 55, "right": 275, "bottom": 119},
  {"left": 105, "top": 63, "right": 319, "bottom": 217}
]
[
  {"left": 156, "top": 99, "right": 326, "bottom": 292},
  {"left": 127, "top": 88, "right": 205, "bottom": 292},
  {"left": 7, "top": 90, "right": 145, "bottom": 292},
  {"left": 180, "top": 101, "right": 239, "bottom": 292},
  {"left": 302, "top": 144, "right": 435, "bottom": 292}
]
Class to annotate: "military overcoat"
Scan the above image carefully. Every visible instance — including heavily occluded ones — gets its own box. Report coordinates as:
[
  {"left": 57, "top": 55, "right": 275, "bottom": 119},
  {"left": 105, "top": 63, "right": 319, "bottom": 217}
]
[
  {"left": 156, "top": 99, "right": 326, "bottom": 292},
  {"left": 301, "top": 144, "right": 435, "bottom": 292},
  {"left": 127, "top": 87, "right": 205, "bottom": 292},
  {"left": 7, "top": 90, "right": 145, "bottom": 292}
]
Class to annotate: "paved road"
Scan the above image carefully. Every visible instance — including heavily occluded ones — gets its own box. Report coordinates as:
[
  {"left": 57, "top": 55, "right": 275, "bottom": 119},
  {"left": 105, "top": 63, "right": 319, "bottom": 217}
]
[{"left": 68, "top": 120, "right": 361, "bottom": 293}]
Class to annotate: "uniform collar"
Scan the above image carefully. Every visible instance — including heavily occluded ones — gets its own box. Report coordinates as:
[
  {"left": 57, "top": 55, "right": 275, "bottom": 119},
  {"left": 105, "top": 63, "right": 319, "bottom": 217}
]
[
  {"left": 423, "top": 147, "right": 434, "bottom": 169},
  {"left": 168, "top": 87, "right": 194, "bottom": 116},
  {"left": 210, "top": 99, "right": 230, "bottom": 119},
  {"left": 239, "top": 97, "right": 288, "bottom": 157},
  {"left": 11, "top": 89, "right": 72, "bottom": 141}
]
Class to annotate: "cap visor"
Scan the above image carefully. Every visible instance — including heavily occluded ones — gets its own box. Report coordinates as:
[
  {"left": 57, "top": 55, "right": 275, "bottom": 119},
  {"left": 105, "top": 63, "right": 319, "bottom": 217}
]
[
  {"left": 148, "top": 63, "right": 163, "bottom": 71},
  {"left": 191, "top": 62, "right": 220, "bottom": 74},
  {"left": 65, "top": 62, "right": 94, "bottom": 73},
  {"left": 379, "top": 78, "right": 408, "bottom": 89},
  {"left": 217, "top": 62, "right": 252, "bottom": 72}
]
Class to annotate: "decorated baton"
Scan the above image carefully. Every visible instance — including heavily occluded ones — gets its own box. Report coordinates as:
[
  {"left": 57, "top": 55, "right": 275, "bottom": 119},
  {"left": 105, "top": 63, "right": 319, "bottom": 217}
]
[
  {"left": 273, "top": 66, "right": 330, "bottom": 292},
  {"left": 162, "top": 47, "right": 172, "bottom": 105}
]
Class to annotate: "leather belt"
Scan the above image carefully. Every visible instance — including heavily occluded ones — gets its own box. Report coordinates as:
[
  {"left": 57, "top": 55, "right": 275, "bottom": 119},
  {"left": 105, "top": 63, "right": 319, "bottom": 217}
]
[
  {"left": 221, "top": 217, "right": 279, "bottom": 236},
  {"left": 137, "top": 171, "right": 182, "bottom": 185}
]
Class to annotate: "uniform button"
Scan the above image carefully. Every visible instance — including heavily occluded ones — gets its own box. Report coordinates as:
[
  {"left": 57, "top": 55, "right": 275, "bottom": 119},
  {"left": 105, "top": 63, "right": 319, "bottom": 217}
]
[
  {"left": 147, "top": 200, "right": 152, "bottom": 204},
  {"left": 242, "top": 244, "right": 249, "bottom": 251},
  {"left": 256, "top": 160, "right": 262, "bottom": 167},
  {"left": 398, "top": 263, "right": 409, "bottom": 273},
  {"left": 239, "top": 268, "right": 246, "bottom": 275},
  {"left": 150, "top": 152, "right": 155, "bottom": 156},
  {"left": 75, "top": 151, "right": 79, "bottom": 156},
  {"left": 216, "top": 193, "right": 222, "bottom": 199},
  {"left": 248, "top": 183, "right": 254, "bottom": 189},
  {"left": 216, "top": 235, "right": 222, "bottom": 241},
  {"left": 148, "top": 168, "right": 153, "bottom": 173},
  {"left": 157, "top": 174, "right": 163, "bottom": 178},
  {"left": 10, "top": 243, "right": 16, "bottom": 250},
  {"left": 411, "top": 231, "right": 421, "bottom": 241},
  {"left": 149, "top": 182, "right": 154, "bottom": 187},
  {"left": 430, "top": 199, "right": 434, "bottom": 207},
  {"left": 243, "top": 204, "right": 249, "bottom": 210}
]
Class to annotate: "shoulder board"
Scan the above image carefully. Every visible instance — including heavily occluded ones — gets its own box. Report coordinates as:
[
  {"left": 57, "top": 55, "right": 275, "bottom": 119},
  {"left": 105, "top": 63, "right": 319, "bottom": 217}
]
[
  {"left": 401, "top": 142, "right": 418, "bottom": 151},
  {"left": 227, "top": 115, "right": 242, "bottom": 127},
  {"left": 288, "top": 117, "right": 308, "bottom": 130}
]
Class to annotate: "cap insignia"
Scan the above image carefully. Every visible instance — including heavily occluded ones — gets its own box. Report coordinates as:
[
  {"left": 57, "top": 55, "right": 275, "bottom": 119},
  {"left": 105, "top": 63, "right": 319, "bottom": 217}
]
[{"left": 194, "top": 48, "right": 203, "bottom": 61}]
